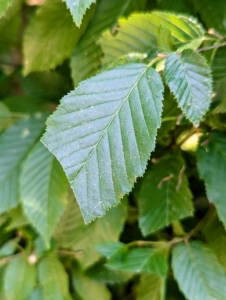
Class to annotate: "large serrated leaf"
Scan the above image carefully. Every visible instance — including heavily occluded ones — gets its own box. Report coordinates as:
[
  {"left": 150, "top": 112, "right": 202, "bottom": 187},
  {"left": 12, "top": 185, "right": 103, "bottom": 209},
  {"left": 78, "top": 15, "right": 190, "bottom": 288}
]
[
  {"left": 38, "top": 254, "right": 71, "bottom": 300},
  {"left": 172, "top": 241, "right": 226, "bottom": 300},
  {"left": 70, "top": 0, "right": 130, "bottom": 86},
  {"left": 63, "top": 0, "right": 96, "bottom": 27},
  {"left": 137, "top": 153, "right": 193, "bottom": 236},
  {"left": 20, "top": 141, "right": 68, "bottom": 244},
  {"left": 164, "top": 49, "right": 212, "bottom": 125},
  {"left": 0, "top": 114, "right": 46, "bottom": 213},
  {"left": 98, "top": 12, "right": 204, "bottom": 66},
  {"left": 4, "top": 255, "right": 36, "bottom": 300},
  {"left": 107, "top": 245, "right": 168, "bottom": 276},
  {"left": 23, "top": 0, "right": 93, "bottom": 75},
  {"left": 197, "top": 132, "right": 226, "bottom": 228},
  {"left": 137, "top": 274, "right": 165, "bottom": 300},
  {"left": 42, "top": 63, "right": 164, "bottom": 223}
]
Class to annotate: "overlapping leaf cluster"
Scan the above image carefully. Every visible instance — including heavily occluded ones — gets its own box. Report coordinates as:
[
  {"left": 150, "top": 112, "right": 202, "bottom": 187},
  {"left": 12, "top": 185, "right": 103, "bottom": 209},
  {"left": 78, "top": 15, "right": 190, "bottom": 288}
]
[{"left": 0, "top": 0, "right": 226, "bottom": 299}]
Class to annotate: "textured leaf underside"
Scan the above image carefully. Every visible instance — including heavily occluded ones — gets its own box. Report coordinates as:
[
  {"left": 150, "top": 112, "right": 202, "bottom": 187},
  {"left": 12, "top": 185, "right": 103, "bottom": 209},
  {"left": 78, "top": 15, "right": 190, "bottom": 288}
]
[
  {"left": 172, "top": 241, "right": 226, "bottom": 300},
  {"left": 164, "top": 49, "right": 212, "bottom": 125},
  {"left": 63, "top": 0, "right": 96, "bottom": 27},
  {"left": 42, "top": 63, "right": 164, "bottom": 223},
  {"left": 197, "top": 132, "right": 226, "bottom": 228}
]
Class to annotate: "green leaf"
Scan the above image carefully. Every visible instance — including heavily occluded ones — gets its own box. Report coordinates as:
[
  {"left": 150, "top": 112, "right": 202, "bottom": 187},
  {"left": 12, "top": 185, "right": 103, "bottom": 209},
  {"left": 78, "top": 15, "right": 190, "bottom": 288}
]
[
  {"left": 0, "top": 114, "right": 46, "bottom": 213},
  {"left": 202, "top": 211, "right": 226, "bottom": 270},
  {"left": 0, "top": 0, "right": 21, "bottom": 54},
  {"left": 4, "top": 255, "right": 36, "bottom": 300},
  {"left": 172, "top": 241, "right": 226, "bottom": 300},
  {"left": 6, "top": 206, "right": 29, "bottom": 231},
  {"left": 211, "top": 47, "right": 226, "bottom": 83},
  {"left": 53, "top": 189, "right": 86, "bottom": 248},
  {"left": 72, "top": 272, "right": 111, "bottom": 300},
  {"left": 42, "top": 63, "right": 164, "bottom": 223},
  {"left": 164, "top": 49, "right": 212, "bottom": 125},
  {"left": 63, "top": 0, "right": 96, "bottom": 27},
  {"left": 137, "top": 153, "right": 193, "bottom": 236},
  {"left": 0, "top": 102, "right": 11, "bottom": 131},
  {"left": 72, "top": 199, "right": 127, "bottom": 268},
  {"left": 158, "top": 0, "right": 194, "bottom": 14},
  {"left": 95, "top": 241, "right": 124, "bottom": 259},
  {"left": 86, "top": 264, "right": 133, "bottom": 284},
  {"left": 157, "top": 26, "right": 174, "bottom": 53},
  {"left": 0, "top": 0, "right": 12, "bottom": 18},
  {"left": 0, "top": 237, "right": 19, "bottom": 257},
  {"left": 107, "top": 245, "right": 168, "bottom": 276},
  {"left": 197, "top": 132, "right": 226, "bottom": 228},
  {"left": 38, "top": 254, "right": 71, "bottom": 300},
  {"left": 20, "top": 141, "right": 68, "bottom": 244},
  {"left": 29, "top": 288, "right": 43, "bottom": 300},
  {"left": 70, "top": 0, "right": 131, "bottom": 85},
  {"left": 23, "top": 0, "right": 92, "bottom": 75},
  {"left": 21, "top": 71, "right": 72, "bottom": 101},
  {"left": 194, "top": 0, "right": 226, "bottom": 34},
  {"left": 137, "top": 274, "right": 165, "bottom": 300},
  {"left": 98, "top": 12, "right": 204, "bottom": 66}
]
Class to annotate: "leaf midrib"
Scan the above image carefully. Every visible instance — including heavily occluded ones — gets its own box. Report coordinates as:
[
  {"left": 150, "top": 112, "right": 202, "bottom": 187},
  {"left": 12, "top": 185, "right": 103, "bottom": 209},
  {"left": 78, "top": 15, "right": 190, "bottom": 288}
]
[{"left": 71, "top": 64, "right": 149, "bottom": 184}]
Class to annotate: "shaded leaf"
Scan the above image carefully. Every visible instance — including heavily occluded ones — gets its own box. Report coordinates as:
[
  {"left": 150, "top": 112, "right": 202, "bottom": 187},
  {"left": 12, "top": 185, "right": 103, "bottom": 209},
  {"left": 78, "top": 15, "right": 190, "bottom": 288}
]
[
  {"left": 164, "top": 49, "right": 212, "bottom": 125},
  {"left": 42, "top": 63, "right": 164, "bottom": 223},
  {"left": 20, "top": 141, "right": 68, "bottom": 244},
  {"left": 23, "top": 0, "right": 92, "bottom": 75},
  {"left": 137, "top": 273, "right": 165, "bottom": 300},
  {"left": 38, "top": 254, "right": 71, "bottom": 300},
  {"left": 137, "top": 153, "right": 193, "bottom": 236},
  {"left": 211, "top": 47, "right": 226, "bottom": 83},
  {"left": 197, "top": 132, "right": 226, "bottom": 228},
  {"left": 98, "top": 12, "right": 204, "bottom": 66},
  {"left": 0, "top": 102, "right": 11, "bottom": 131},
  {"left": 72, "top": 272, "right": 111, "bottom": 300},
  {"left": 0, "top": 114, "right": 46, "bottom": 213},
  {"left": 172, "top": 241, "right": 226, "bottom": 300},
  {"left": 0, "top": 238, "right": 19, "bottom": 257},
  {"left": 95, "top": 241, "right": 124, "bottom": 259},
  {"left": 63, "top": 0, "right": 96, "bottom": 27},
  {"left": 70, "top": 0, "right": 131, "bottom": 85},
  {"left": 4, "top": 255, "right": 36, "bottom": 300},
  {"left": 107, "top": 245, "right": 168, "bottom": 276}
]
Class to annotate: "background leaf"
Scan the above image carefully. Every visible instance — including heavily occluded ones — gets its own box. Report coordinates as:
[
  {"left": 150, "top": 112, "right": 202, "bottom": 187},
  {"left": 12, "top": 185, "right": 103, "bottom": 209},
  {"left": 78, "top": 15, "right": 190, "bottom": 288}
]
[
  {"left": 197, "top": 132, "right": 226, "bottom": 228},
  {"left": 0, "top": 0, "right": 13, "bottom": 18},
  {"left": 164, "top": 49, "right": 212, "bottom": 125},
  {"left": 137, "top": 153, "right": 193, "bottom": 236},
  {"left": 23, "top": 0, "right": 93, "bottom": 75},
  {"left": 0, "top": 114, "right": 46, "bottom": 213},
  {"left": 4, "top": 255, "right": 36, "bottom": 300},
  {"left": 20, "top": 141, "right": 68, "bottom": 244},
  {"left": 42, "top": 64, "right": 164, "bottom": 223},
  {"left": 172, "top": 241, "right": 226, "bottom": 300},
  {"left": 137, "top": 273, "right": 165, "bottom": 300},
  {"left": 38, "top": 254, "right": 71, "bottom": 300}
]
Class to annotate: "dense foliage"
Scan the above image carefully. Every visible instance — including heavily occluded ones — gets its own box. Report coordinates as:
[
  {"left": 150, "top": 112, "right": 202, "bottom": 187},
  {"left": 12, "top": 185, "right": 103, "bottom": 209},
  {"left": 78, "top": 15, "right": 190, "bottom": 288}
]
[{"left": 0, "top": 0, "right": 226, "bottom": 299}]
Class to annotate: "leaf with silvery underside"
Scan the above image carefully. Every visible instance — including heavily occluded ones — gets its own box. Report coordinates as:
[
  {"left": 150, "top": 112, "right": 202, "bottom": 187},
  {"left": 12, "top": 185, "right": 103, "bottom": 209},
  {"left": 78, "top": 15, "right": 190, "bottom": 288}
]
[
  {"left": 164, "top": 49, "right": 212, "bottom": 126},
  {"left": 197, "top": 132, "right": 226, "bottom": 228},
  {"left": 0, "top": 114, "right": 46, "bottom": 214},
  {"left": 172, "top": 241, "right": 226, "bottom": 300},
  {"left": 63, "top": 0, "right": 96, "bottom": 27},
  {"left": 70, "top": 0, "right": 131, "bottom": 86},
  {"left": 137, "top": 153, "right": 193, "bottom": 236},
  {"left": 20, "top": 141, "right": 68, "bottom": 244},
  {"left": 42, "top": 63, "right": 164, "bottom": 223},
  {"left": 98, "top": 11, "right": 204, "bottom": 66}
]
